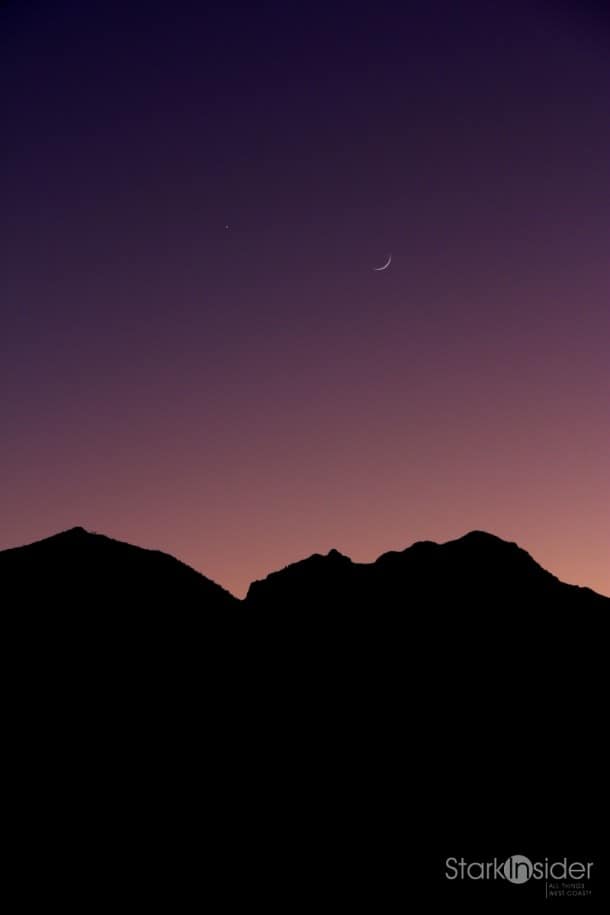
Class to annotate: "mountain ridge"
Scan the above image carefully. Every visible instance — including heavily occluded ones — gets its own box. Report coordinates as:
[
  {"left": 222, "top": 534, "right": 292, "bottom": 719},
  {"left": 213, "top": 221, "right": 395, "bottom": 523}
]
[
  {"left": 0, "top": 526, "right": 607, "bottom": 607},
  {"left": 3, "top": 524, "right": 605, "bottom": 896}
]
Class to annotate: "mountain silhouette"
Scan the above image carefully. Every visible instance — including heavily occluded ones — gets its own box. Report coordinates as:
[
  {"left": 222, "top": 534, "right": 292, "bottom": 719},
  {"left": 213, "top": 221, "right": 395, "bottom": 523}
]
[
  {"left": 3, "top": 526, "right": 605, "bottom": 905},
  {"left": 0, "top": 526, "right": 239, "bottom": 608},
  {"left": 1, "top": 526, "right": 606, "bottom": 608},
  {"left": 245, "top": 529, "right": 607, "bottom": 609}
]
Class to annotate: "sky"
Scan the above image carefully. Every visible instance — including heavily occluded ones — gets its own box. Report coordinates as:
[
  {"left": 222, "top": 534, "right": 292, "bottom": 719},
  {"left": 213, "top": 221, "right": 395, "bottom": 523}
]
[{"left": 1, "top": 0, "right": 608, "bottom": 598}]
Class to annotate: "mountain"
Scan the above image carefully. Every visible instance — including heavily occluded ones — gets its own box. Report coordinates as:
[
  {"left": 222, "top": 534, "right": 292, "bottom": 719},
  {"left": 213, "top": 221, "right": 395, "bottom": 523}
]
[
  {"left": 2, "top": 526, "right": 606, "bottom": 608},
  {"left": 2, "top": 526, "right": 605, "bottom": 904},
  {"left": 0, "top": 526, "right": 239, "bottom": 609},
  {"left": 245, "top": 529, "right": 608, "bottom": 609}
]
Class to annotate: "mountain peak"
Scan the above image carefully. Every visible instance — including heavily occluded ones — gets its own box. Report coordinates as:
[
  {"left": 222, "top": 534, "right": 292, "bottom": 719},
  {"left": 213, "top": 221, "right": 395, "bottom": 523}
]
[{"left": 455, "top": 530, "right": 512, "bottom": 546}]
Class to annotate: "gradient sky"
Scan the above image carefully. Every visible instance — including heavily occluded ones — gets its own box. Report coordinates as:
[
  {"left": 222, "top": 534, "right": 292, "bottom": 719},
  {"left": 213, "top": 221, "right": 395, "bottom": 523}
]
[{"left": 1, "top": 0, "right": 608, "bottom": 598}]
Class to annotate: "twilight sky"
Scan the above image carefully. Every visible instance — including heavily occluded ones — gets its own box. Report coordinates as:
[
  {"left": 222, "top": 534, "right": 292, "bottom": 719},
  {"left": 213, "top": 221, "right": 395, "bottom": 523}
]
[{"left": 1, "top": 0, "right": 608, "bottom": 598}]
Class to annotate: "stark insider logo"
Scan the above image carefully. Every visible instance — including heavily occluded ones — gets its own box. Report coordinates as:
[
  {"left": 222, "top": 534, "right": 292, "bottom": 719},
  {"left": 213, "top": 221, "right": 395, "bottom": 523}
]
[{"left": 446, "top": 856, "right": 594, "bottom": 883}]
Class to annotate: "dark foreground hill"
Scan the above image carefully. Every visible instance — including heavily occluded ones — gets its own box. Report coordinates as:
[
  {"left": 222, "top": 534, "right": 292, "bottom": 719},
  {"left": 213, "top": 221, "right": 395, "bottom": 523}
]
[{"left": 2, "top": 527, "right": 606, "bottom": 906}]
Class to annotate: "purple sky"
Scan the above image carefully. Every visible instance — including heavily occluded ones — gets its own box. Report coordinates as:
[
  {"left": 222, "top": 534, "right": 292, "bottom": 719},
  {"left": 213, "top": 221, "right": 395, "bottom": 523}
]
[{"left": 1, "top": 0, "right": 608, "bottom": 597}]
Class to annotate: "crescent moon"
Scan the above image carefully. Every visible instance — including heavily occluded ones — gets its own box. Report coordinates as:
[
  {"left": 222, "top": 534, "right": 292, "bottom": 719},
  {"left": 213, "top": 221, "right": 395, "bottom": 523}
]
[{"left": 373, "top": 253, "right": 392, "bottom": 272}]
